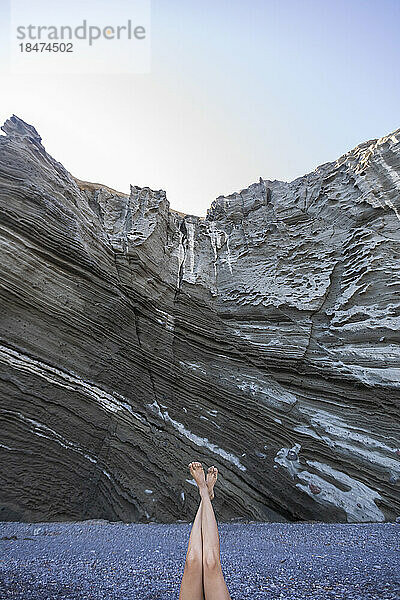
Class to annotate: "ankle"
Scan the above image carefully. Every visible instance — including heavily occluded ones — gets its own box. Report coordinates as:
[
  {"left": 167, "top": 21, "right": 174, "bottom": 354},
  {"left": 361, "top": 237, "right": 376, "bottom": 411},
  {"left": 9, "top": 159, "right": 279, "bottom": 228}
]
[{"left": 199, "top": 484, "right": 208, "bottom": 497}]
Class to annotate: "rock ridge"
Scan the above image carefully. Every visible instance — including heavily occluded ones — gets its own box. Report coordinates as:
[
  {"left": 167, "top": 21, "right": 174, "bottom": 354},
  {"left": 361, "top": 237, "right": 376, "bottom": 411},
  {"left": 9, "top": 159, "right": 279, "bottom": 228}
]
[{"left": 0, "top": 115, "right": 399, "bottom": 523}]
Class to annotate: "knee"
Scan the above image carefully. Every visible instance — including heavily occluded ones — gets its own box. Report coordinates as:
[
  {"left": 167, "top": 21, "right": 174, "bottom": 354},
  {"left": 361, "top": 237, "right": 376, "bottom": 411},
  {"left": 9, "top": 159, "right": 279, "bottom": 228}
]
[
  {"left": 203, "top": 550, "right": 221, "bottom": 573},
  {"left": 185, "top": 549, "right": 202, "bottom": 571}
]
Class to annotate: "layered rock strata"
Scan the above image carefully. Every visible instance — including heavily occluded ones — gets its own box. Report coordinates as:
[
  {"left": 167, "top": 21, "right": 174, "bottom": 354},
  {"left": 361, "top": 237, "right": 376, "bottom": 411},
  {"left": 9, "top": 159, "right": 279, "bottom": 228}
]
[{"left": 0, "top": 115, "right": 399, "bottom": 523}]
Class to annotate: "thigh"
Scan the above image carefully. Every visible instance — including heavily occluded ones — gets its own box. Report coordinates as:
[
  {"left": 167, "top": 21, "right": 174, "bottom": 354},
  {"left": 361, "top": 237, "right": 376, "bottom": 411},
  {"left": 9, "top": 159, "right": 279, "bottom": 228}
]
[{"left": 179, "top": 565, "right": 204, "bottom": 600}]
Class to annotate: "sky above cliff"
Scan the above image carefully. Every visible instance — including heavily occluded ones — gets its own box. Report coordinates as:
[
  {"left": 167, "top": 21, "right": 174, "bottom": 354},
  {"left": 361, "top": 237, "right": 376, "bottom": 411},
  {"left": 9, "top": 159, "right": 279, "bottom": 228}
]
[{"left": 1, "top": 0, "right": 399, "bottom": 215}]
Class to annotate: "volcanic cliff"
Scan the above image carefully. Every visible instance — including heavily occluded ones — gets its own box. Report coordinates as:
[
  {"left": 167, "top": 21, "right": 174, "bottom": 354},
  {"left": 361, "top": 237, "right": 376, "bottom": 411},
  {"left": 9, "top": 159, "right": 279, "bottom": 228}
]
[{"left": 0, "top": 115, "right": 399, "bottom": 523}]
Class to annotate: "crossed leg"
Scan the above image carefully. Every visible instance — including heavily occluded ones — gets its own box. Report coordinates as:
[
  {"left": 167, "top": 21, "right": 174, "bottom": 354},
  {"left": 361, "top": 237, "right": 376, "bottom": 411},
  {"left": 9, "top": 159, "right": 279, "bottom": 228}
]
[
  {"left": 199, "top": 471, "right": 231, "bottom": 600},
  {"left": 179, "top": 498, "right": 204, "bottom": 600},
  {"left": 179, "top": 462, "right": 231, "bottom": 600}
]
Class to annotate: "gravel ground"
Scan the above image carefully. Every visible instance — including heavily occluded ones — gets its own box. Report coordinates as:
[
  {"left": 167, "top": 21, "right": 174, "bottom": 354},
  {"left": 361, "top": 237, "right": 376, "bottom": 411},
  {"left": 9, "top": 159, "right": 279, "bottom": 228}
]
[{"left": 0, "top": 521, "right": 399, "bottom": 599}]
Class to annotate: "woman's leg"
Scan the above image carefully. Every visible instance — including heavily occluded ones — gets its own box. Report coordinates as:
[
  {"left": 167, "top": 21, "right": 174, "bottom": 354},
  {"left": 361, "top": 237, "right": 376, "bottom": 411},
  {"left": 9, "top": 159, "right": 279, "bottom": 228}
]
[
  {"left": 192, "top": 464, "right": 232, "bottom": 600},
  {"left": 179, "top": 463, "right": 205, "bottom": 600}
]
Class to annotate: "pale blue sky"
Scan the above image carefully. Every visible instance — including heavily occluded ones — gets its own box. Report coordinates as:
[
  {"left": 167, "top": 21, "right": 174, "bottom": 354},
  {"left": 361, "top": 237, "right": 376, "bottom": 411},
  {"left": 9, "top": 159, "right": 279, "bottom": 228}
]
[{"left": 1, "top": 0, "right": 399, "bottom": 214}]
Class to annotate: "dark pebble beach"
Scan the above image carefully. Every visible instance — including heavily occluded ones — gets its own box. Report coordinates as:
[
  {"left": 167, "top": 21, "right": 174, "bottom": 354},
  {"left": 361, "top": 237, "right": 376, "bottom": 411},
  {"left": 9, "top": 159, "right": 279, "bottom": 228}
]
[{"left": 0, "top": 521, "right": 399, "bottom": 599}]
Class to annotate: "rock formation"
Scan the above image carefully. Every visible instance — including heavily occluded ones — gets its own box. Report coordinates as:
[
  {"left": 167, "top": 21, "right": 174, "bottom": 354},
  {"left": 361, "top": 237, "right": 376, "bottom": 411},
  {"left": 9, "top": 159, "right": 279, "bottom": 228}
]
[{"left": 0, "top": 115, "right": 399, "bottom": 523}]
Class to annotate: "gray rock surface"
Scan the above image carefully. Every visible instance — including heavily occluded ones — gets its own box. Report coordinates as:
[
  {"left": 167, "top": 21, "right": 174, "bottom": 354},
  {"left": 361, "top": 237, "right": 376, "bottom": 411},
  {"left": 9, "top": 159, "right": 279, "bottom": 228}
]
[{"left": 0, "top": 114, "right": 399, "bottom": 523}]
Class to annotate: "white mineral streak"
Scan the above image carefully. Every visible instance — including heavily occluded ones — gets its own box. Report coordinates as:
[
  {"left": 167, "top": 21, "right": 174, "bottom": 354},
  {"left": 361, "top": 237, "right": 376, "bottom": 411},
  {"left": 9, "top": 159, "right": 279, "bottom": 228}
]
[
  {"left": 0, "top": 408, "right": 116, "bottom": 481},
  {"left": 234, "top": 374, "right": 298, "bottom": 409},
  {"left": 348, "top": 130, "right": 400, "bottom": 221},
  {"left": 225, "top": 235, "right": 233, "bottom": 274},
  {"left": 274, "top": 444, "right": 302, "bottom": 478},
  {"left": 295, "top": 408, "right": 400, "bottom": 471},
  {"left": 296, "top": 461, "right": 385, "bottom": 523},
  {"left": 207, "top": 221, "right": 225, "bottom": 278},
  {"left": 275, "top": 444, "right": 385, "bottom": 522},
  {"left": 0, "top": 344, "right": 145, "bottom": 424},
  {"left": 155, "top": 309, "right": 175, "bottom": 332},
  {"left": 176, "top": 231, "right": 186, "bottom": 287},
  {"left": 165, "top": 315, "right": 175, "bottom": 332},
  {"left": 375, "top": 152, "right": 400, "bottom": 222},
  {"left": 162, "top": 411, "right": 246, "bottom": 471},
  {"left": 179, "top": 360, "right": 207, "bottom": 375},
  {"left": 185, "top": 222, "right": 196, "bottom": 283},
  {"left": 147, "top": 400, "right": 164, "bottom": 419},
  {"left": 0, "top": 443, "right": 19, "bottom": 451}
]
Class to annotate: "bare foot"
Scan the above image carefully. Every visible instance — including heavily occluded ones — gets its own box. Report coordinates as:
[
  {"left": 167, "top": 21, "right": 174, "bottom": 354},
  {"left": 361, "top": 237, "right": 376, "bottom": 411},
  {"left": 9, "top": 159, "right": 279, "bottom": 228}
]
[
  {"left": 188, "top": 461, "right": 207, "bottom": 495},
  {"left": 206, "top": 466, "right": 218, "bottom": 500}
]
